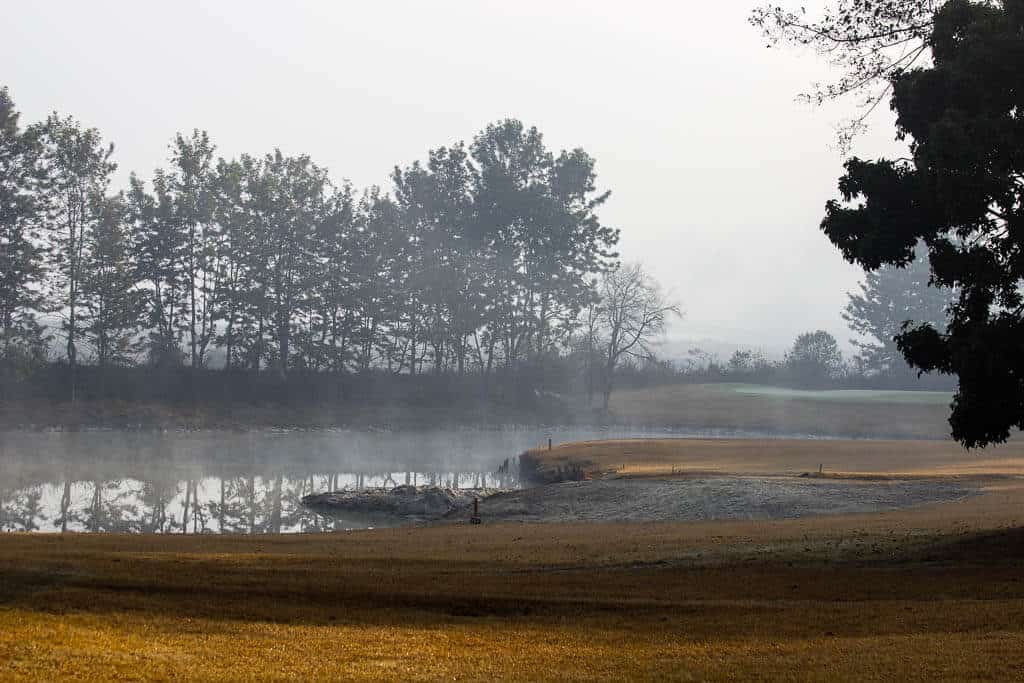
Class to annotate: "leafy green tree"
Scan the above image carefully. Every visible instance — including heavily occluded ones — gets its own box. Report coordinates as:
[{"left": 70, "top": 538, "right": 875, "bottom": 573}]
[
  {"left": 470, "top": 120, "right": 618, "bottom": 379},
  {"left": 393, "top": 144, "right": 484, "bottom": 374},
  {"left": 814, "top": 0, "right": 1024, "bottom": 446},
  {"left": 727, "top": 349, "right": 773, "bottom": 375},
  {"left": 210, "top": 157, "right": 259, "bottom": 372},
  {"left": 786, "top": 330, "right": 843, "bottom": 387},
  {"left": 237, "top": 150, "right": 333, "bottom": 377},
  {"left": 79, "top": 194, "right": 145, "bottom": 370},
  {"left": 167, "top": 131, "right": 218, "bottom": 369},
  {"left": 35, "top": 113, "right": 117, "bottom": 401},
  {"left": 350, "top": 188, "right": 404, "bottom": 372},
  {"left": 129, "top": 170, "right": 185, "bottom": 367},
  {"left": 844, "top": 250, "right": 953, "bottom": 376},
  {"left": 0, "top": 87, "right": 47, "bottom": 358},
  {"left": 307, "top": 182, "right": 356, "bottom": 372}
]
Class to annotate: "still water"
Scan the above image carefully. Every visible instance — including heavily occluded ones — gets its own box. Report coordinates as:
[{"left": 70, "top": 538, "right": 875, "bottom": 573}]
[{"left": 0, "top": 426, "right": 745, "bottom": 533}]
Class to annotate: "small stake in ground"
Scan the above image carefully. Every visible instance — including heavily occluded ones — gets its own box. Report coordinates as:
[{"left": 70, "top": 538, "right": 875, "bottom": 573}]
[
  {"left": 819, "top": 463, "right": 823, "bottom": 475},
  {"left": 470, "top": 497, "right": 481, "bottom": 525}
]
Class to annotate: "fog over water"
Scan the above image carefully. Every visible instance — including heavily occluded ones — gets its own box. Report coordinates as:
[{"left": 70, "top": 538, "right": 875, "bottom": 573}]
[{"left": 1, "top": 427, "right": 802, "bottom": 533}]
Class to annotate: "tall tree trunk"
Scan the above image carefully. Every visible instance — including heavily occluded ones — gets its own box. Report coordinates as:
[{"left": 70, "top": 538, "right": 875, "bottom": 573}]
[
  {"left": 59, "top": 479, "right": 71, "bottom": 533},
  {"left": 219, "top": 476, "right": 226, "bottom": 534},
  {"left": 181, "top": 479, "right": 191, "bottom": 534},
  {"left": 269, "top": 474, "right": 282, "bottom": 533},
  {"left": 248, "top": 475, "right": 257, "bottom": 533}
]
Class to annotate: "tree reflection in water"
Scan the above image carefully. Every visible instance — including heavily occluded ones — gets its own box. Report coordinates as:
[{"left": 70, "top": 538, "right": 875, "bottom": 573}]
[{"left": 1, "top": 468, "right": 510, "bottom": 533}]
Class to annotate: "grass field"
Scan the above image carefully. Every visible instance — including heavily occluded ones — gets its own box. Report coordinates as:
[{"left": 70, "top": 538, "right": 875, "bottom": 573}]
[
  {"left": 524, "top": 436, "right": 1024, "bottom": 481},
  {"left": 5, "top": 437, "right": 1024, "bottom": 681},
  {"left": 609, "top": 383, "right": 954, "bottom": 438},
  {"left": 729, "top": 384, "right": 951, "bottom": 404}
]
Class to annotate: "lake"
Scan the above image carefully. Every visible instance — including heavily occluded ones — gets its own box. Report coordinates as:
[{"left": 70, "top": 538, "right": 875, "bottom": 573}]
[{"left": 1, "top": 426, "right": 770, "bottom": 533}]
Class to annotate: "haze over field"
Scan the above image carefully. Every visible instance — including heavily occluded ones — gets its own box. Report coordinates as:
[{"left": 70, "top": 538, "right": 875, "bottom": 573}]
[{"left": 0, "top": 0, "right": 910, "bottom": 353}]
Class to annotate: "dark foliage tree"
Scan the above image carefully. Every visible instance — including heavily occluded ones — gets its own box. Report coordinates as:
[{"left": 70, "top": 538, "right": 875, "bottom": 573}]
[
  {"left": 844, "top": 250, "right": 953, "bottom": 376},
  {"left": 816, "top": 0, "right": 1024, "bottom": 446}
]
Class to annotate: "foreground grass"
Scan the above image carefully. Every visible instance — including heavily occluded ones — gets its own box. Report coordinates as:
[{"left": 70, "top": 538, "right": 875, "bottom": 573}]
[{"left": 5, "top": 478, "right": 1024, "bottom": 681}]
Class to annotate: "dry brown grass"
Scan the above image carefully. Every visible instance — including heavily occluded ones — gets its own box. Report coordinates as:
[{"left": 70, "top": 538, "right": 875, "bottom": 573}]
[
  {"left": 526, "top": 437, "right": 1024, "bottom": 482},
  {"left": 5, "top": 438, "right": 1024, "bottom": 680},
  {"left": 4, "top": 471, "right": 1024, "bottom": 681}
]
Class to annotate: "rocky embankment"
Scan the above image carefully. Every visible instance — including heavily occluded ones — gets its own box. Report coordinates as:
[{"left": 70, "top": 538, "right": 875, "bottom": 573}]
[{"left": 302, "top": 485, "right": 500, "bottom": 522}]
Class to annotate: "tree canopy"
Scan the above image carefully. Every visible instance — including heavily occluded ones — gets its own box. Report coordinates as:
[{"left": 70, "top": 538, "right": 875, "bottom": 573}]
[
  {"left": 786, "top": 330, "right": 844, "bottom": 387},
  {"left": 752, "top": 0, "right": 941, "bottom": 146},
  {"left": 817, "top": 0, "right": 1024, "bottom": 446},
  {"left": 0, "top": 89, "right": 629, "bottom": 400}
]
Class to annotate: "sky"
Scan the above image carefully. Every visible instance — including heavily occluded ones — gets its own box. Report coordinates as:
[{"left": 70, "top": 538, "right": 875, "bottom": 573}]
[{"left": 2, "top": 0, "right": 909, "bottom": 358}]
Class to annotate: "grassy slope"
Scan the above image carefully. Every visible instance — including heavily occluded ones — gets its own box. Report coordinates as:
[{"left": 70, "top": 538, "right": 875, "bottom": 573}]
[{"left": 609, "top": 383, "right": 953, "bottom": 438}]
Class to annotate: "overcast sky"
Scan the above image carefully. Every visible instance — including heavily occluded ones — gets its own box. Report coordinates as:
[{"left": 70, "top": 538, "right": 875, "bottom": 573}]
[{"left": 3, "top": 1, "right": 908, "bottom": 357}]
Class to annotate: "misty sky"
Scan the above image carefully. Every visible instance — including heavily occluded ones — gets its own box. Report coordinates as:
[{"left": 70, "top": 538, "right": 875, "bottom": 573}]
[{"left": 3, "top": 1, "right": 909, "bottom": 357}]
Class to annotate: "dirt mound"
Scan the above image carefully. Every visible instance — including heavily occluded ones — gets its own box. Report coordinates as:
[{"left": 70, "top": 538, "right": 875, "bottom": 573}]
[{"left": 303, "top": 485, "right": 499, "bottom": 520}]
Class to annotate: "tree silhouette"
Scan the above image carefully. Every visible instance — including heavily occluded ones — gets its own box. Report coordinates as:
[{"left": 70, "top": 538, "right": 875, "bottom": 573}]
[{"left": 819, "top": 1, "right": 1024, "bottom": 446}]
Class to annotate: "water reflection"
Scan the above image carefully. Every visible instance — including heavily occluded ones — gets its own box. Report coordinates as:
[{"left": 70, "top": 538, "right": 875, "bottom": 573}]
[
  {"left": 0, "top": 470, "right": 515, "bottom": 534},
  {"left": 0, "top": 426, "right": 767, "bottom": 533}
]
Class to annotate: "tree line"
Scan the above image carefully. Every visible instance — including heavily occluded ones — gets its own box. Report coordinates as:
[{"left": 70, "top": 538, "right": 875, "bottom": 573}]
[{"left": 2, "top": 85, "right": 635, "bottom": 403}]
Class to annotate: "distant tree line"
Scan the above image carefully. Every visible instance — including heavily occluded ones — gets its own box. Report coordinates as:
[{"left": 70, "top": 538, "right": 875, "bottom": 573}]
[
  {"left": 1, "top": 78, "right": 955, "bottom": 414},
  {"left": 2, "top": 85, "right": 634, "bottom": 405},
  {"left": 615, "top": 255, "right": 957, "bottom": 393}
]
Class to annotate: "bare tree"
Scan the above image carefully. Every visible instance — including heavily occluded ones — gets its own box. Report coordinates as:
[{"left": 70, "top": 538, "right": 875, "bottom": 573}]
[{"left": 595, "top": 263, "right": 680, "bottom": 411}]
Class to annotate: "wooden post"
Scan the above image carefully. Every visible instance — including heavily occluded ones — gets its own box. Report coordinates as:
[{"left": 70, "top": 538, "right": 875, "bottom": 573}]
[{"left": 470, "top": 497, "right": 481, "bottom": 525}]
